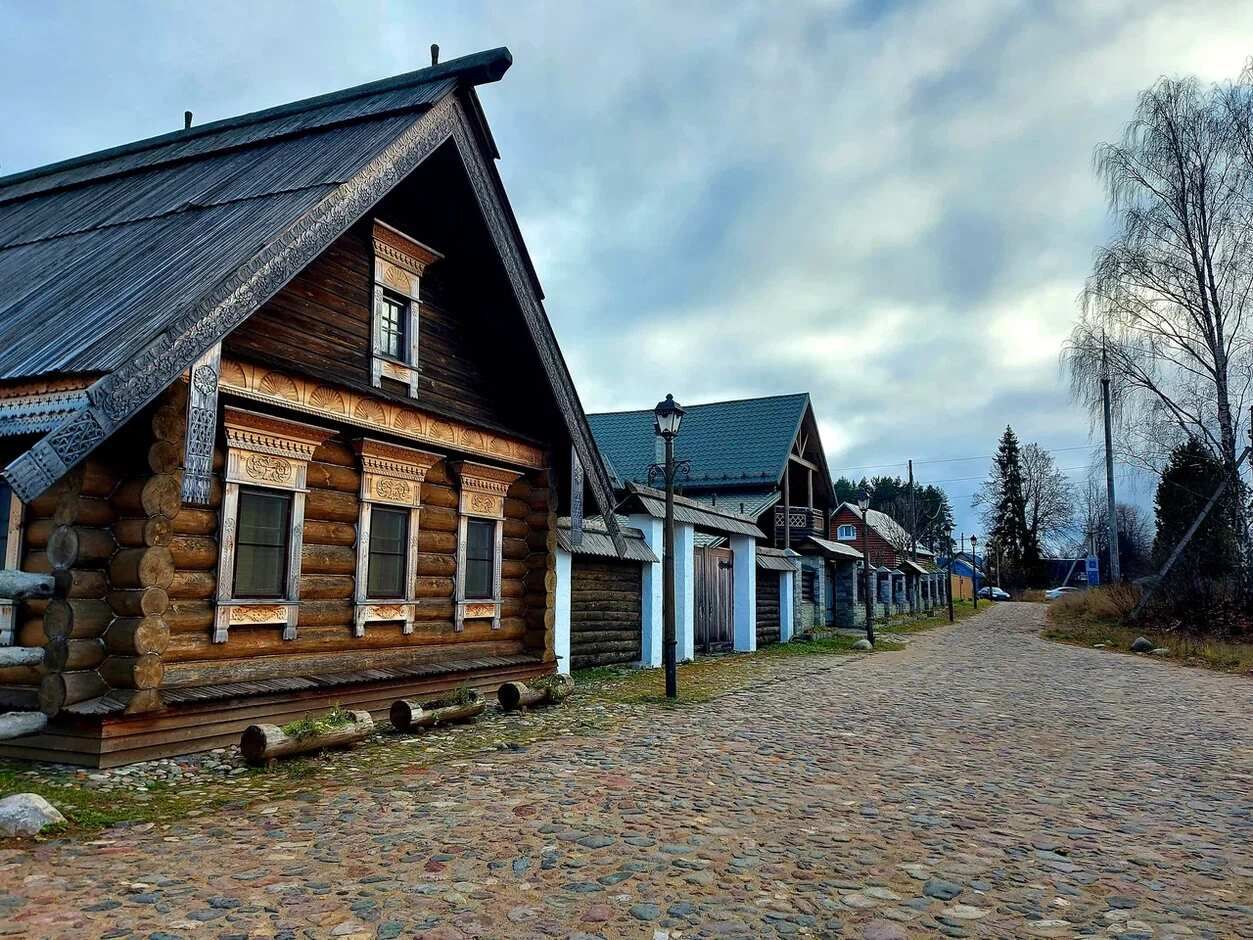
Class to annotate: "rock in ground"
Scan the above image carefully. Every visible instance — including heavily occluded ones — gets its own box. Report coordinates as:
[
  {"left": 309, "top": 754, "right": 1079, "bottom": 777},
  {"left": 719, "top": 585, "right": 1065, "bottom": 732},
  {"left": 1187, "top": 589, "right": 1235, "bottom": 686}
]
[
  {"left": 0, "top": 793, "right": 66, "bottom": 836},
  {"left": 1130, "top": 636, "right": 1154, "bottom": 653},
  {"left": 853, "top": 639, "right": 874, "bottom": 651}
]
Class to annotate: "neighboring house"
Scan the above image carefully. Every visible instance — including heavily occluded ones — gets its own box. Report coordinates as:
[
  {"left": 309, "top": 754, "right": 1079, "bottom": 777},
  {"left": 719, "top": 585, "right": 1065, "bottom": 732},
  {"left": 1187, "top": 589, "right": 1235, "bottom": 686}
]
[
  {"left": 829, "top": 504, "right": 945, "bottom": 621},
  {"left": 938, "top": 552, "right": 984, "bottom": 600},
  {"left": 0, "top": 48, "right": 626, "bottom": 766},
  {"left": 588, "top": 393, "right": 832, "bottom": 642}
]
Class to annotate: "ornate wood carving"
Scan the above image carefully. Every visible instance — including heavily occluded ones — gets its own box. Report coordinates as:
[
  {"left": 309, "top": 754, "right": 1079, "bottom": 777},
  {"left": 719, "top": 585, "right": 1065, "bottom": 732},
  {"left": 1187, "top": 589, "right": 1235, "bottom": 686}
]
[
  {"left": 1, "top": 93, "right": 621, "bottom": 557},
  {"left": 0, "top": 488, "right": 23, "bottom": 645},
  {"left": 218, "top": 358, "right": 545, "bottom": 469},
  {"left": 370, "top": 221, "right": 441, "bottom": 399},
  {"left": 181, "top": 342, "right": 221, "bottom": 505},
  {"left": 214, "top": 408, "right": 333, "bottom": 643},
  {"left": 2, "top": 94, "right": 464, "bottom": 504},
  {"left": 352, "top": 438, "right": 440, "bottom": 635},
  {"left": 452, "top": 460, "right": 522, "bottom": 632}
]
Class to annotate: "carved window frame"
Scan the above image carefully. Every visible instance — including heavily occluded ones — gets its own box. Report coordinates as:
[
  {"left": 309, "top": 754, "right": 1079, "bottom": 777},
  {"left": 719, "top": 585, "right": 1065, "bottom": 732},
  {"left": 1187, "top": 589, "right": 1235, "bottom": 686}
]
[
  {"left": 353, "top": 438, "right": 441, "bottom": 637},
  {"left": 370, "top": 220, "right": 443, "bottom": 398},
  {"left": 836, "top": 523, "right": 856, "bottom": 541},
  {"left": 214, "top": 407, "right": 334, "bottom": 643},
  {"left": 452, "top": 461, "right": 522, "bottom": 631},
  {"left": 0, "top": 486, "right": 23, "bottom": 645}
]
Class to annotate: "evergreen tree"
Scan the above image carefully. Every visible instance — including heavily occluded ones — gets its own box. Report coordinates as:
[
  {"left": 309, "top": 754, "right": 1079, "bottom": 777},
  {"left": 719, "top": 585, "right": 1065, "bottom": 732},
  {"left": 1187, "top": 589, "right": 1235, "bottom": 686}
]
[
  {"left": 979, "top": 427, "right": 1035, "bottom": 587},
  {"left": 1153, "top": 439, "right": 1240, "bottom": 596}
]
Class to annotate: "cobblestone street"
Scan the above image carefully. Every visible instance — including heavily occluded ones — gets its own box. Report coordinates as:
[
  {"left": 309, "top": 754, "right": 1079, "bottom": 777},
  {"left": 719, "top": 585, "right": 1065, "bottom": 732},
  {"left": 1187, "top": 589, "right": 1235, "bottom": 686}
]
[{"left": 3, "top": 602, "right": 1252, "bottom": 939}]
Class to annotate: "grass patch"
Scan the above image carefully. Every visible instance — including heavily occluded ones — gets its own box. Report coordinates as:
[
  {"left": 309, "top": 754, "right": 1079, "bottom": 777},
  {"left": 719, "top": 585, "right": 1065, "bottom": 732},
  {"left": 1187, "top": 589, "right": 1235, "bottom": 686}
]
[
  {"left": 887, "top": 599, "right": 989, "bottom": 634},
  {"left": 0, "top": 766, "right": 210, "bottom": 835},
  {"left": 1044, "top": 587, "right": 1253, "bottom": 675},
  {"left": 280, "top": 704, "right": 355, "bottom": 741},
  {"left": 574, "top": 629, "right": 905, "bottom": 706}
]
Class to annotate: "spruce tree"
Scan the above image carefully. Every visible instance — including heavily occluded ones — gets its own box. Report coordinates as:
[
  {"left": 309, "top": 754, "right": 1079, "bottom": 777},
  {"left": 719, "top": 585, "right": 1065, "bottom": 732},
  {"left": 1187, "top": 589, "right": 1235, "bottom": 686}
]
[{"left": 985, "top": 426, "right": 1034, "bottom": 586}]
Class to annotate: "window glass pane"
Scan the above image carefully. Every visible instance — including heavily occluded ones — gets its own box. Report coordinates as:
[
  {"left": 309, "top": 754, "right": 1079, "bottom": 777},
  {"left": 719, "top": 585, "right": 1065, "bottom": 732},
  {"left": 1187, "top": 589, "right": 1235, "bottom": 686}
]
[
  {"left": 0, "top": 481, "right": 9, "bottom": 563},
  {"left": 234, "top": 489, "right": 292, "bottom": 598},
  {"left": 368, "top": 507, "right": 409, "bottom": 598},
  {"left": 377, "top": 293, "right": 408, "bottom": 361},
  {"left": 464, "top": 518, "right": 496, "bottom": 599}
]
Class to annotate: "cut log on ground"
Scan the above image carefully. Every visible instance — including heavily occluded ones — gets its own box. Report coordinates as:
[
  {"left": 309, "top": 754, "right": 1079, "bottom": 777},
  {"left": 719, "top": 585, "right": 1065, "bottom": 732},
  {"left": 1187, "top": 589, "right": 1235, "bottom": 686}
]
[
  {"left": 389, "top": 690, "right": 486, "bottom": 731},
  {"left": 240, "top": 709, "right": 374, "bottom": 765},
  {"left": 497, "top": 674, "right": 575, "bottom": 712}
]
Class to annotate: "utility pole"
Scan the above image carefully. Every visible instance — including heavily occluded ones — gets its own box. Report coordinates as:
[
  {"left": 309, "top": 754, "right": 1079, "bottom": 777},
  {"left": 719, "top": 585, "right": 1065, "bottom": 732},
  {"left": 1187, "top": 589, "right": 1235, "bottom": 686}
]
[
  {"left": 908, "top": 459, "right": 917, "bottom": 612},
  {"left": 1102, "top": 347, "right": 1121, "bottom": 583},
  {"left": 945, "top": 532, "right": 955, "bottom": 623}
]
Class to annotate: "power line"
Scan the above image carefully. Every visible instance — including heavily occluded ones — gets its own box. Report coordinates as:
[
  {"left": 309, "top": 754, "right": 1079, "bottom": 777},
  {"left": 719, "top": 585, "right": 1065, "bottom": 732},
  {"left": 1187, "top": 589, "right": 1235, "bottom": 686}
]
[{"left": 828, "top": 443, "right": 1095, "bottom": 475}]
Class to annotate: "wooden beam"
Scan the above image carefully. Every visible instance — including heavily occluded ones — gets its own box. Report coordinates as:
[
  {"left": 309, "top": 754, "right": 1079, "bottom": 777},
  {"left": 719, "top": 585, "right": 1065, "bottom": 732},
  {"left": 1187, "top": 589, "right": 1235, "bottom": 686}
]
[
  {"left": 788, "top": 452, "right": 820, "bottom": 472},
  {"left": 0, "top": 570, "right": 55, "bottom": 601}
]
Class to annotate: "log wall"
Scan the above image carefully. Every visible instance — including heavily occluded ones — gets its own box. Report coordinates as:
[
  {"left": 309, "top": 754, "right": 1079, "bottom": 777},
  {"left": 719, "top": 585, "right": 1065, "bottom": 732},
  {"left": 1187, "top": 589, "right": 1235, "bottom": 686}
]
[
  {"left": 755, "top": 567, "right": 781, "bottom": 647},
  {"left": 569, "top": 557, "right": 643, "bottom": 670},
  {"left": 162, "top": 425, "right": 553, "bottom": 689}
]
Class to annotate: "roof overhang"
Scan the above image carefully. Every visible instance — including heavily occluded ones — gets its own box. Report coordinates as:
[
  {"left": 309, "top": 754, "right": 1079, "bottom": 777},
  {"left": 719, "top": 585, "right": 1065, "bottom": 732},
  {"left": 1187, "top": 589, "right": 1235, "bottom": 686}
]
[
  {"left": 1, "top": 77, "right": 625, "bottom": 549},
  {"left": 757, "top": 547, "right": 801, "bottom": 572},
  {"left": 556, "top": 518, "right": 656, "bottom": 564},
  {"left": 804, "top": 534, "right": 863, "bottom": 561},
  {"left": 619, "top": 482, "right": 763, "bottom": 540}
]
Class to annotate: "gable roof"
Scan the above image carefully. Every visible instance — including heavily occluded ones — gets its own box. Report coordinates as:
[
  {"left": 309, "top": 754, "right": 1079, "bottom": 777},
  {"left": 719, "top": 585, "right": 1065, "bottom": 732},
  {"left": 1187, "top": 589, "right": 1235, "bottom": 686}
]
[
  {"left": 588, "top": 393, "right": 816, "bottom": 491},
  {"left": 0, "top": 48, "right": 622, "bottom": 545},
  {"left": 837, "top": 502, "right": 935, "bottom": 557}
]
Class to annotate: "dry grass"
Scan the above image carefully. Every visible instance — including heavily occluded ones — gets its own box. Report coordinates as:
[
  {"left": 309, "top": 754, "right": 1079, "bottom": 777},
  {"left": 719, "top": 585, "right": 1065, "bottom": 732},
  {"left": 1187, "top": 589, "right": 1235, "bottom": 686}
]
[{"left": 1044, "top": 585, "right": 1253, "bottom": 676}]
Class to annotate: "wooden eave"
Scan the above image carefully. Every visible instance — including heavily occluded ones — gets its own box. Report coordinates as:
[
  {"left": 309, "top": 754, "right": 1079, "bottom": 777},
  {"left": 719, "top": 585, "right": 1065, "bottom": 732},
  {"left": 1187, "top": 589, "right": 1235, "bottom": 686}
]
[{"left": 1, "top": 89, "right": 623, "bottom": 549}]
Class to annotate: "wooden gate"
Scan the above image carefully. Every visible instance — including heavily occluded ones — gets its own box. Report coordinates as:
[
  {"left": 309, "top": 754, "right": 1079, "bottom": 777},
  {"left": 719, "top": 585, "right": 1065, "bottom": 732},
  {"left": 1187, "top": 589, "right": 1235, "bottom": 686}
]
[
  {"left": 755, "top": 567, "right": 780, "bottom": 646},
  {"left": 570, "top": 558, "right": 642, "bottom": 669},
  {"left": 695, "top": 546, "right": 734, "bottom": 652}
]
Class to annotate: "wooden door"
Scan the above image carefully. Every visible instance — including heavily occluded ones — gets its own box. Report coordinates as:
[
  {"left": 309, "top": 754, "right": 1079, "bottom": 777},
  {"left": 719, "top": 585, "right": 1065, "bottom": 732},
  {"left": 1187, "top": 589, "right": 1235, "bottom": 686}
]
[{"left": 695, "top": 546, "right": 734, "bottom": 652}]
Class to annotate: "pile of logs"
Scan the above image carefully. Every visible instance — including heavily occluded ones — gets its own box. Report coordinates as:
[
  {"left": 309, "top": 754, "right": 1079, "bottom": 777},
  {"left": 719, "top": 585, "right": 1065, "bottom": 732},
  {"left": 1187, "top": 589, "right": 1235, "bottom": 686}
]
[
  {"left": 497, "top": 674, "right": 574, "bottom": 712},
  {"left": 240, "top": 708, "right": 374, "bottom": 765},
  {"left": 389, "top": 689, "right": 486, "bottom": 731}
]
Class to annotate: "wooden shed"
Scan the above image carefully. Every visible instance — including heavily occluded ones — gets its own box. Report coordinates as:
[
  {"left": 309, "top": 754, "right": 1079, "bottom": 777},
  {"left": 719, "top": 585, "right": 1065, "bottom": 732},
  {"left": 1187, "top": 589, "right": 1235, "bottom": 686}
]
[
  {"left": 0, "top": 48, "right": 625, "bottom": 765},
  {"left": 555, "top": 519, "right": 656, "bottom": 670}
]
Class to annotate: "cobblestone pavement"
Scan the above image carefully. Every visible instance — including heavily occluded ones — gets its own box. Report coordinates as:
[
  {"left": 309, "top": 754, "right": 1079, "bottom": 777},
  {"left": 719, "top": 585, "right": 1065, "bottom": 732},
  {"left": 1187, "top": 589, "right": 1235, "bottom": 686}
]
[{"left": 3, "top": 603, "right": 1252, "bottom": 939}]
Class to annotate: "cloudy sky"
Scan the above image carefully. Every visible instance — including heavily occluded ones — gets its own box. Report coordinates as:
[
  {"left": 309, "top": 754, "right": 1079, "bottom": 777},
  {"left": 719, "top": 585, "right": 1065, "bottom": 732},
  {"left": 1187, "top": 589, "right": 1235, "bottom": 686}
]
[{"left": 4, "top": 0, "right": 1252, "bottom": 540}]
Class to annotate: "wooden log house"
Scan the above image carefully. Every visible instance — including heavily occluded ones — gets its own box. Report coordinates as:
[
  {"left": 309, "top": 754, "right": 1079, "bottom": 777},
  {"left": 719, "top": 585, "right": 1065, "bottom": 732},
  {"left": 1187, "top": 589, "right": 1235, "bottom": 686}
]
[{"left": 0, "top": 48, "right": 624, "bottom": 766}]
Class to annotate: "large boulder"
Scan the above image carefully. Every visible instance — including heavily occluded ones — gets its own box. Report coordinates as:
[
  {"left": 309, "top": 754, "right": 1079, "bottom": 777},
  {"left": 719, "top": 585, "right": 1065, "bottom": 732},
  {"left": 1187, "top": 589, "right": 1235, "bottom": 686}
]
[
  {"left": 0, "top": 793, "right": 66, "bottom": 837},
  {"left": 1130, "top": 636, "right": 1154, "bottom": 653}
]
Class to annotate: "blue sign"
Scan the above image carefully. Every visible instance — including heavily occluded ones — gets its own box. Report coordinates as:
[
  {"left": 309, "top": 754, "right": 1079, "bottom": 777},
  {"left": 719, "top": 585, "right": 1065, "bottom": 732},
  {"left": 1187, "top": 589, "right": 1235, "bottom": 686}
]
[{"left": 1086, "top": 554, "right": 1100, "bottom": 587}]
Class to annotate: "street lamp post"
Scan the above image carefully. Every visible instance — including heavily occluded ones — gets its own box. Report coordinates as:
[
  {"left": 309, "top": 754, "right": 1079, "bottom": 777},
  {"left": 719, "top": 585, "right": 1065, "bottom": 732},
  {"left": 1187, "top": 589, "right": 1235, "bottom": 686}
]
[
  {"left": 858, "top": 489, "right": 875, "bottom": 646},
  {"left": 970, "top": 535, "right": 979, "bottom": 610},
  {"left": 652, "top": 394, "right": 686, "bottom": 699}
]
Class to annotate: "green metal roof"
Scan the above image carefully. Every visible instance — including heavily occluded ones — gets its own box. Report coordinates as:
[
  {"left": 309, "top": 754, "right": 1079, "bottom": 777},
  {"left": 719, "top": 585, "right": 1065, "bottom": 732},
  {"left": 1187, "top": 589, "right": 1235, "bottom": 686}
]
[{"left": 588, "top": 393, "right": 811, "bottom": 490}]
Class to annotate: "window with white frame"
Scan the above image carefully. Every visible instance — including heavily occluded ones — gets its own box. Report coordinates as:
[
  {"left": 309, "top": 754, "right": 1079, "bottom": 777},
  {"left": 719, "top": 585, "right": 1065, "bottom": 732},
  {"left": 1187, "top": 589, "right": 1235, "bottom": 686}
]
[
  {"left": 370, "top": 220, "right": 443, "bottom": 398},
  {"left": 453, "top": 461, "right": 523, "bottom": 631},
  {"left": 352, "top": 438, "right": 440, "bottom": 636},
  {"left": 837, "top": 523, "right": 856, "bottom": 541},
  {"left": 213, "top": 407, "right": 334, "bottom": 643},
  {"left": 0, "top": 481, "right": 23, "bottom": 645}
]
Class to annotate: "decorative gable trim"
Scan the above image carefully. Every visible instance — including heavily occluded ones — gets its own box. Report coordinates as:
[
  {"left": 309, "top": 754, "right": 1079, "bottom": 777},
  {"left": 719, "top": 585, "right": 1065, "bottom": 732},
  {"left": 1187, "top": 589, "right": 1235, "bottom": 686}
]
[{"left": 1, "top": 92, "right": 623, "bottom": 551}]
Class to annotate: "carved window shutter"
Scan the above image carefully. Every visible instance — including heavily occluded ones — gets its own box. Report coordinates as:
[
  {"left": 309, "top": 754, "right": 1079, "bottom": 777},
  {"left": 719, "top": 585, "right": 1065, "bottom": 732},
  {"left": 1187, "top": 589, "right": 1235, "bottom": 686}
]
[
  {"left": 370, "top": 220, "right": 442, "bottom": 399},
  {"left": 0, "top": 487, "right": 23, "bottom": 645},
  {"left": 451, "top": 461, "right": 523, "bottom": 631},
  {"left": 213, "top": 407, "right": 334, "bottom": 643},
  {"left": 353, "top": 439, "right": 441, "bottom": 637},
  {"left": 181, "top": 341, "right": 222, "bottom": 505}
]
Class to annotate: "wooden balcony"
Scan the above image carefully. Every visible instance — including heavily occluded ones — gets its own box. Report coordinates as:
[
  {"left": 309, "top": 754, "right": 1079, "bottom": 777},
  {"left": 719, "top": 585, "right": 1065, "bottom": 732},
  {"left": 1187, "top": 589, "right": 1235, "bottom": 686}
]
[{"left": 773, "top": 506, "right": 824, "bottom": 544}]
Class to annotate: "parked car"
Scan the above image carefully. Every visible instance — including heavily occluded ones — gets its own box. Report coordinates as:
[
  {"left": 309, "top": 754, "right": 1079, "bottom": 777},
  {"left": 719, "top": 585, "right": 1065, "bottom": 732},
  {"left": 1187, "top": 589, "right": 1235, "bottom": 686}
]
[
  {"left": 977, "top": 586, "right": 1011, "bottom": 600},
  {"left": 1044, "top": 586, "right": 1080, "bottom": 601}
]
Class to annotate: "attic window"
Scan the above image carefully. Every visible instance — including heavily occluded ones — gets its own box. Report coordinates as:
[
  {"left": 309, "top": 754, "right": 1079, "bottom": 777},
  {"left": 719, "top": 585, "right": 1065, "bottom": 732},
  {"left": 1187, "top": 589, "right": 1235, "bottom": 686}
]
[
  {"left": 837, "top": 524, "right": 856, "bottom": 541},
  {"left": 370, "top": 220, "right": 443, "bottom": 398}
]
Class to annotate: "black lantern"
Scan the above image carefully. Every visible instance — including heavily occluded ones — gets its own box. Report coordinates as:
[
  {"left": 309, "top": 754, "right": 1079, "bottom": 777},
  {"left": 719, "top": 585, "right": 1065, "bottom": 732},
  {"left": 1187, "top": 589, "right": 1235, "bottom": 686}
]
[
  {"left": 857, "top": 489, "right": 870, "bottom": 512},
  {"left": 653, "top": 394, "right": 685, "bottom": 439}
]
